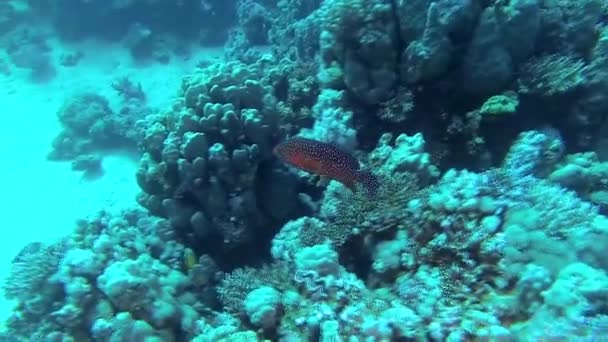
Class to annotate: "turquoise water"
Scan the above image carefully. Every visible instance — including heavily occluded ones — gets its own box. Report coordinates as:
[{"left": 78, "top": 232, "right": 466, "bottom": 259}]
[{"left": 1, "top": 0, "right": 608, "bottom": 340}]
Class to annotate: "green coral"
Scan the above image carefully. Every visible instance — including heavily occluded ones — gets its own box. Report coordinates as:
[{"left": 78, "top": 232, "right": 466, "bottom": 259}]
[{"left": 480, "top": 93, "right": 519, "bottom": 117}]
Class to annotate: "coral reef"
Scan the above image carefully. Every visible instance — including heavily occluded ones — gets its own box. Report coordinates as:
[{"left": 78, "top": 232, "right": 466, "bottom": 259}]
[
  {"left": 48, "top": 91, "right": 148, "bottom": 162},
  {"left": 4, "top": 0, "right": 608, "bottom": 340},
  {"left": 2, "top": 26, "right": 55, "bottom": 81},
  {"left": 2, "top": 209, "right": 215, "bottom": 340}
]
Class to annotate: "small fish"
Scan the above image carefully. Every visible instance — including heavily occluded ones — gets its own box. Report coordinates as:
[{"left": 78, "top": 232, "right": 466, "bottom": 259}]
[
  {"left": 274, "top": 137, "right": 379, "bottom": 195},
  {"left": 183, "top": 248, "right": 198, "bottom": 271}
]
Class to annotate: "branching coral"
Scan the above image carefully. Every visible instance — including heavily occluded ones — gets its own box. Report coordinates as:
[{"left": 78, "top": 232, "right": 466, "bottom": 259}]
[
  {"left": 2, "top": 241, "right": 67, "bottom": 302},
  {"left": 376, "top": 87, "right": 415, "bottom": 123},
  {"left": 217, "top": 262, "right": 293, "bottom": 314},
  {"left": 319, "top": 174, "right": 420, "bottom": 247},
  {"left": 518, "top": 54, "right": 588, "bottom": 96}
]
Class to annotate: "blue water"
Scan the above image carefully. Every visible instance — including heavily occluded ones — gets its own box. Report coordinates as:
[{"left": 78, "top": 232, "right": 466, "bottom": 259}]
[{"left": 1, "top": 0, "right": 608, "bottom": 340}]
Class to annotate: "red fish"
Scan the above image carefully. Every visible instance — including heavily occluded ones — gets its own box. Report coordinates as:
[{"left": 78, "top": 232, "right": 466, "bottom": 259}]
[{"left": 274, "top": 137, "right": 379, "bottom": 195}]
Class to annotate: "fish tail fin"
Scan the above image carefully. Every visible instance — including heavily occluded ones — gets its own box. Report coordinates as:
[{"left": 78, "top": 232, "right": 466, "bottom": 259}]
[{"left": 356, "top": 170, "right": 380, "bottom": 196}]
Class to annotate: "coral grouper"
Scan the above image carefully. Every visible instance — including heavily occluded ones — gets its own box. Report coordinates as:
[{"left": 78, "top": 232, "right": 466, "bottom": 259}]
[{"left": 274, "top": 137, "right": 379, "bottom": 195}]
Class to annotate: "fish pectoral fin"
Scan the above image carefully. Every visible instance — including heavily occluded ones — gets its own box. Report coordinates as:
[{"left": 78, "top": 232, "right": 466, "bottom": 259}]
[
  {"left": 342, "top": 179, "right": 356, "bottom": 191},
  {"left": 316, "top": 176, "right": 331, "bottom": 187}
]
